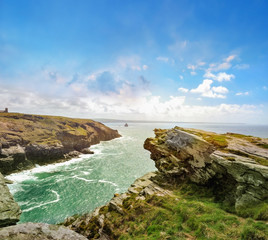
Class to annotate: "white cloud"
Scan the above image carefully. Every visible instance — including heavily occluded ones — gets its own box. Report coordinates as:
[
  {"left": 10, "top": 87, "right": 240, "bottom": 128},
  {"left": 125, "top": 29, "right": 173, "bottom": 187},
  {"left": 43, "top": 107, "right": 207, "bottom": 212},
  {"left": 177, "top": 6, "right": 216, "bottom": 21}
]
[
  {"left": 234, "top": 64, "right": 250, "bottom": 70},
  {"left": 179, "top": 75, "right": 184, "bottom": 80},
  {"left": 187, "top": 61, "right": 206, "bottom": 73},
  {"left": 87, "top": 74, "right": 97, "bottom": 81},
  {"left": 117, "top": 55, "right": 148, "bottom": 71},
  {"left": 225, "top": 55, "right": 236, "bottom": 62},
  {"left": 236, "top": 92, "right": 249, "bottom": 96},
  {"left": 203, "top": 71, "right": 235, "bottom": 82},
  {"left": 0, "top": 84, "right": 263, "bottom": 123},
  {"left": 190, "top": 79, "right": 228, "bottom": 98},
  {"left": 47, "top": 71, "right": 69, "bottom": 84},
  {"left": 187, "top": 64, "right": 196, "bottom": 71},
  {"left": 208, "top": 55, "right": 236, "bottom": 72},
  {"left": 263, "top": 86, "right": 267, "bottom": 90},
  {"left": 190, "top": 71, "right": 197, "bottom": 76},
  {"left": 212, "top": 86, "right": 229, "bottom": 94},
  {"left": 156, "top": 56, "right": 169, "bottom": 62},
  {"left": 191, "top": 79, "right": 213, "bottom": 94},
  {"left": 178, "top": 87, "right": 189, "bottom": 93}
]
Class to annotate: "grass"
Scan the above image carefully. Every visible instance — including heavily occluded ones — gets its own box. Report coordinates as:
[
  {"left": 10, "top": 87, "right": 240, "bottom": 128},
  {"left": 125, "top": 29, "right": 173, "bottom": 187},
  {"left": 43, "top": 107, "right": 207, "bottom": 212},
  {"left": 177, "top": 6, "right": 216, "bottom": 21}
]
[
  {"left": 68, "top": 183, "right": 268, "bottom": 240},
  {"left": 174, "top": 127, "right": 229, "bottom": 149},
  {"left": 0, "top": 112, "right": 108, "bottom": 146}
]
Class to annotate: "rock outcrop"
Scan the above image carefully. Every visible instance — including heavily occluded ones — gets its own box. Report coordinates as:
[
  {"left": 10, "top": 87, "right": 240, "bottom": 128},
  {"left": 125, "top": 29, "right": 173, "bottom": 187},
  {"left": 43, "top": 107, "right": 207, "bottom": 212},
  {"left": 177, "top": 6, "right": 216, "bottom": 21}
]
[
  {"left": 0, "top": 113, "right": 120, "bottom": 174},
  {"left": 144, "top": 127, "right": 268, "bottom": 211},
  {"left": 62, "top": 127, "right": 268, "bottom": 239},
  {"left": 0, "top": 222, "right": 87, "bottom": 240},
  {"left": 63, "top": 172, "right": 171, "bottom": 239},
  {"left": 0, "top": 173, "right": 21, "bottom": 227}
]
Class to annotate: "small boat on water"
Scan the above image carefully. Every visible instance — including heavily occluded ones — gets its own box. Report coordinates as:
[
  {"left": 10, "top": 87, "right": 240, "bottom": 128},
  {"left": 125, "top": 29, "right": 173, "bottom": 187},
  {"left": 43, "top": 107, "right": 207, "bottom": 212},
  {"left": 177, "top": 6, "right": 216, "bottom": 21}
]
[{"left": 124, "top": 123, "right": 128, "bottom": 127}]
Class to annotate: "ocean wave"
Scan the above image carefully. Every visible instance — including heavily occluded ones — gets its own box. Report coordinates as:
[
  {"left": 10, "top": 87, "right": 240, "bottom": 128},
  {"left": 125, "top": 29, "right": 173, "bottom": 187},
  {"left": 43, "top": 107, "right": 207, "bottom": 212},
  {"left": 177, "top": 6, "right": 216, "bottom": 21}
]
[
  {"left": 81, "top": 170, "right": 92, "bottom": 175},
  {"left": 6, "top": 173, "right": 38, "bottom": 183},
  {"left": 6, "top": 154, "right": 96, "bottom": 184},
  {"left": 72, "top": 175, "right": 94, "bottom": 182},
  {"left": 98, "top": 179, "right": 118, "bottom": 187},
  {"left": 23, "top": 190, "right": 60, "bottom": 212}
]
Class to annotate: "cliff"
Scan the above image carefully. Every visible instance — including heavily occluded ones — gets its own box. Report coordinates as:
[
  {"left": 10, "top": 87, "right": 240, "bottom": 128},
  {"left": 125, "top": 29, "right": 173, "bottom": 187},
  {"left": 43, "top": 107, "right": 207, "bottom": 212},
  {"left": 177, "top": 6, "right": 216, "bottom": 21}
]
[
  {"left": 0, "top": 113, "right": 121, "bottom": 174},
  {"left": 63, "top": 127, "right": 268, "bottom": 239}
]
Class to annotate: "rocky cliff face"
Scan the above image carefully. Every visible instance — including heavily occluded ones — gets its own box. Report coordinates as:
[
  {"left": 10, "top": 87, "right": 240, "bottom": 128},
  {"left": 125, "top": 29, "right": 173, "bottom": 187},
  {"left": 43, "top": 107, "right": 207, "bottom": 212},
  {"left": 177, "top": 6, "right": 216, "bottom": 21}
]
[
  {"left": 63, "top": 127, "right": 268, "bottom": 239},
  {"left": 144, "top": 127, "right": 268, "bottom": 211},
  {"left": 0, "top": 113, "right": 120, "bottom": 174},
  {"left": 0, "top": 173, "right": 21, "bottom": 227}
]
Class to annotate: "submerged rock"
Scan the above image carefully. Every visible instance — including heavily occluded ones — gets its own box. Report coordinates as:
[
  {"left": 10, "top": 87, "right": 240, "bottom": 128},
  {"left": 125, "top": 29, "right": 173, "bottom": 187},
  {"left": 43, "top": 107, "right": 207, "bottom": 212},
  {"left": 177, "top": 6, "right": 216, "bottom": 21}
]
[
  {"left": 0, "top": 222, "right": 87, "bottom": 240},
  {"left": 0, "top": 173, "right": 21, "bottom": 227}
]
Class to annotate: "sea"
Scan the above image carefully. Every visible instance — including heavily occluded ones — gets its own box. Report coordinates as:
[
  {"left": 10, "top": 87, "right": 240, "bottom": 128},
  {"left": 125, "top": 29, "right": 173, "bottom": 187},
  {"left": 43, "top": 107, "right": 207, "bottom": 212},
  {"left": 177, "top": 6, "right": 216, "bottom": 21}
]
[{"left": 6, "top": 122, "right": 268, "bottom": 224}]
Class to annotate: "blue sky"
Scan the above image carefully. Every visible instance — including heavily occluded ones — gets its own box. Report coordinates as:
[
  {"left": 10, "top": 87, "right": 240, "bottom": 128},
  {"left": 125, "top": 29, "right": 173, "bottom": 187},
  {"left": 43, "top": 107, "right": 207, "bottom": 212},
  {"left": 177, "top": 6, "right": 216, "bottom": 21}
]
[{"left": 0, "top": 0, "right": 267, "bottom": 123}]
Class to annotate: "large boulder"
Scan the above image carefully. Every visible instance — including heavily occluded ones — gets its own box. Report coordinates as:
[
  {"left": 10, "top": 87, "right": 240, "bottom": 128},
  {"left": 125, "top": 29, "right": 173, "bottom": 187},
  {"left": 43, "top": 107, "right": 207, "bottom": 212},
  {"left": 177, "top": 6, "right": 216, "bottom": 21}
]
[
  {"left": 144, "top": 127, "right": 268, "bottom": 211},
  {"left": 0, "top": 172, "right": 21, "bottom": 227},
  {"left": 0, "top": 222, "right": 87, "bottom": 240}
]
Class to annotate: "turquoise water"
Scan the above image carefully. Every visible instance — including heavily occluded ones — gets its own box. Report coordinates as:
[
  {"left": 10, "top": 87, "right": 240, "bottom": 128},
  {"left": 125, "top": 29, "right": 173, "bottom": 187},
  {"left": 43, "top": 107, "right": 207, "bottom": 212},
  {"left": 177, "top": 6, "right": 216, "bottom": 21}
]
[{"left": 7, "top": 122, "right": 268, "bottom": 224}]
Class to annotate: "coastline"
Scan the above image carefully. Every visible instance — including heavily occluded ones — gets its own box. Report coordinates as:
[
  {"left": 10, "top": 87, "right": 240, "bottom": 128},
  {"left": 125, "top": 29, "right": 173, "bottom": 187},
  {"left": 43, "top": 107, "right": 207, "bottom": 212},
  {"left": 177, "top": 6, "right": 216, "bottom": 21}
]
[{"left": 1, "top": 124, "right": 267, "bottom": 239}]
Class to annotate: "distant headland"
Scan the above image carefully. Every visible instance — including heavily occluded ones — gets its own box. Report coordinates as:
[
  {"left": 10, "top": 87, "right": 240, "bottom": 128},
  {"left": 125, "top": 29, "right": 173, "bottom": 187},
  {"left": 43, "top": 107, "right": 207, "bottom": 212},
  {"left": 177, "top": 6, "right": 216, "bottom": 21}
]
[{"left": 0, "top": 112, "right": 121, "bottom": 175}]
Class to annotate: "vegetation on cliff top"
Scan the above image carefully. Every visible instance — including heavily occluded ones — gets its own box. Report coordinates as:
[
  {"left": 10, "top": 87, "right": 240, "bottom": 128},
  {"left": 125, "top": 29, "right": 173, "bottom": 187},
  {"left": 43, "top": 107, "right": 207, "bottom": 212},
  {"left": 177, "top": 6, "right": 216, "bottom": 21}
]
[
  {"left": 174, "top": 127, "right": 268, "bottom": 166},
  {"left": 66, "top": 183, "right": 268, "bottom": 240},
  {"left": 0, "top": 112, "right": 119, "bottom": 146},
  {"left": 63, "top": 126, "right": 268, "bottom": 239}
]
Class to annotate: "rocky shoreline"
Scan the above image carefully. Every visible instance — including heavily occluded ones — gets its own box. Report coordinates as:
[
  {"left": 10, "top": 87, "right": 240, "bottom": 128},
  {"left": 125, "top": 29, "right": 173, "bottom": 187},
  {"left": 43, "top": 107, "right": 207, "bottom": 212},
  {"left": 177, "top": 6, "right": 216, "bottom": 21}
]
[
  {"left": 0, "top": 113, "right": 121, "bottom": 239},
  {"left": 63, "top": 127, "right": 268, "bottom": 239},
  {"left": 0, "top": 113, "right": 121, "bottom": 175},
  {"left": 0, "top": 125, "right": 267, "bottom": 239}
]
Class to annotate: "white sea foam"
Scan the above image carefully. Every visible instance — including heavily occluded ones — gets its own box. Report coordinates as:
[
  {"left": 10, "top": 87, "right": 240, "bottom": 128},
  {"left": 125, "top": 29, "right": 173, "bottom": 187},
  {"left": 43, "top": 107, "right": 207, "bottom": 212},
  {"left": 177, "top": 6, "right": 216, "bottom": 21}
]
[
  {"left": 6, "top": 173, "right": 38, "bottom": 183},
  {"left": 98, "top": 179, "right": 118, "bottom": 187},
  {"left": 8, "top": 184, "right": 24, "bottom": 195},
  {"left": 17, "top": 201, "right": 30, "bottom": 206},
  {"left": 6, "top": 152, "right": 98, "bottom": 184},
  {"left": 72, "top": 176, "right": 94, "bottom": 182},
  {"left": 81, "top": 170, "right": 92, "bottom": 175},
  {"left": 23, "top": 190, "right": 60, "bottom": 212}
]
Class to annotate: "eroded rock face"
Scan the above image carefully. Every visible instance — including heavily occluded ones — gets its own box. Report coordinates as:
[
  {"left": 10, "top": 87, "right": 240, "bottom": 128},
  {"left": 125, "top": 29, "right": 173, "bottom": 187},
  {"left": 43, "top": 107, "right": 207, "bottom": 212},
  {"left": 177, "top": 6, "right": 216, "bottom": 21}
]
[
  {"left": 166, "top": 129, "right": 215, "bottom": 168},
  {"left": 0, "top": 222, "right": 87, "bottom": 240},
  {"left": 144, "top": 127, "right": 268, "bottom": 211},
  {"left": 0, "top": 173, "right": 21, "bottom": 227}
]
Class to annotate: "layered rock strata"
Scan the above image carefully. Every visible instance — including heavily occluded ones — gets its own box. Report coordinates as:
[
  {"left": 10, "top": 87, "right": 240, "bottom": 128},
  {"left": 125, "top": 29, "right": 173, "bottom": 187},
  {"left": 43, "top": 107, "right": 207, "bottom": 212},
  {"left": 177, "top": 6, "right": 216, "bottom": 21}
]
[
  {"left": 0, "top": 113, "right": 120, "bottom": 174},
  {"left": 144, "top": 127, "right": 268, "bottom": 211}
]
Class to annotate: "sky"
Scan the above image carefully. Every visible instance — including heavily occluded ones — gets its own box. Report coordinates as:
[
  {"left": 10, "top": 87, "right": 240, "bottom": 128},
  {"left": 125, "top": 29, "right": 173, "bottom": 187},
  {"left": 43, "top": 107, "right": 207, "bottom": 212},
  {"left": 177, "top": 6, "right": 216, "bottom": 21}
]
[{"left": 0, "top": 0, "right": 268, "bottom": 123}]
